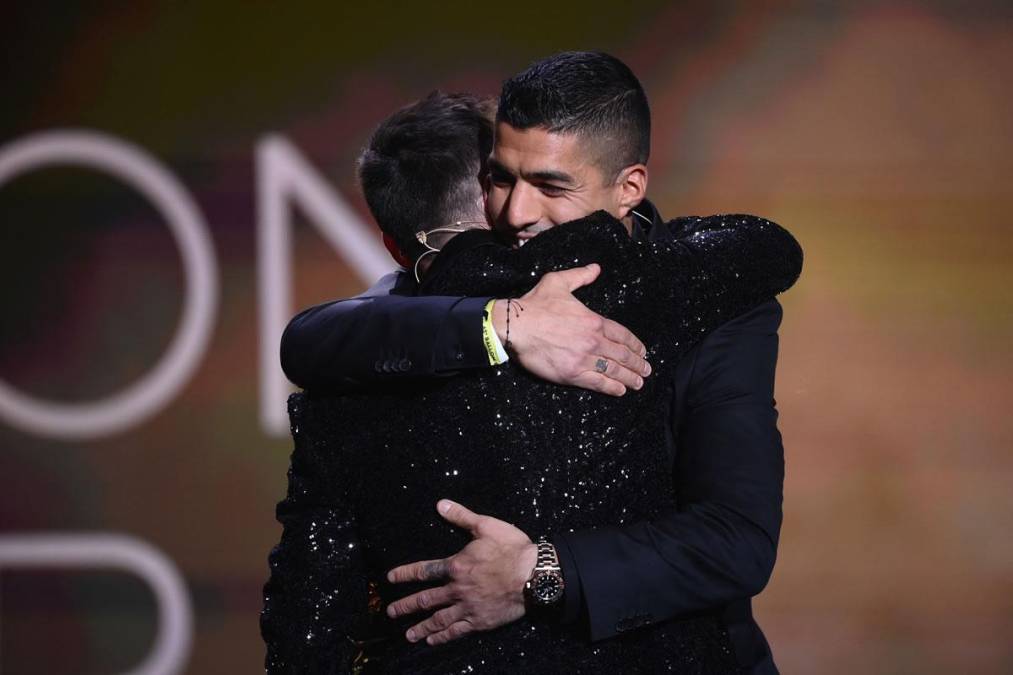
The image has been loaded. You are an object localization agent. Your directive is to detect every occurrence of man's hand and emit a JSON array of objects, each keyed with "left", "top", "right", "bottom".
[
  {"left": 385, "top": 499, "right": 538, "bottom": 646},
  {"left": 491, "top": 263, "right": 651, "bottom": 396}
]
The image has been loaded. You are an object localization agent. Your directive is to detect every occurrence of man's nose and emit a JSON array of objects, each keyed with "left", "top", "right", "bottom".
[{"left": 502, "top": 183, "right": 541, "bottom": 231}]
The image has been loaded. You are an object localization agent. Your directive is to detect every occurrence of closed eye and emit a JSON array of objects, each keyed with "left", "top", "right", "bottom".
[
  {"left": 538, "top": 183, "right": 567, "bottom": 197},
  {"left": 489, "top": 169, "right": 514, "bottom": 187},
  {"left": 487, "top": 160, "right": 515, "bottom": 187}
]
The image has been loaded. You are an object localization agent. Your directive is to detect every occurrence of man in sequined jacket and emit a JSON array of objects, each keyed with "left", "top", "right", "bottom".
[{"left": 277, "top": 52, "right": 792, "bottom": 674}]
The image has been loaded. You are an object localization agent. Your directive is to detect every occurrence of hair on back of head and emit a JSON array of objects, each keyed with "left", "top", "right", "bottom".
[
  {"left": 497, "top": 51, "right": 650, "bottom": 182},
  {"left": 357, "top": 91, "right": 495, "bottom": 261}
]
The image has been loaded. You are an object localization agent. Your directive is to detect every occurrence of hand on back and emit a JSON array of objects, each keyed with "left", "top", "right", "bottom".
[{"left": 492, "top": 263, "right": 651, "bottom": 396}]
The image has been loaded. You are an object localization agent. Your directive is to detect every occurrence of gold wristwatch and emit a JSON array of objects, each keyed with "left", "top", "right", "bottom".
[{"left": 523, "top": 536, "right": 565, "bottom": 608}]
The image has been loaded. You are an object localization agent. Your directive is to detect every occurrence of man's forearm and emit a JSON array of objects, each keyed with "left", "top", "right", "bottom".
[
  {"left": 280, "top": 265, "right": 649, "bottom": 396},
  {"left": 280, "top": 293, "right": 492, "bottom": 390},
  {"left": 553, "top": 485, "right": 779, "bottom": 641}
]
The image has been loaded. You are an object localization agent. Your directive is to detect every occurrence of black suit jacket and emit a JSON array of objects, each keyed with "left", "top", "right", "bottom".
[{"left": 279, "top": 202, "right": 793, "bottom": 674}]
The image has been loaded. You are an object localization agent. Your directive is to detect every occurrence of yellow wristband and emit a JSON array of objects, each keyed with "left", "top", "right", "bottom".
[{"left": 482, "top": 299, "right": 509, "bottom": 365}]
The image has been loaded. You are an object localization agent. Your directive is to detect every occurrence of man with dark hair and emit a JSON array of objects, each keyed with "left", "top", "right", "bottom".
[
  {"left": 280, "top": 51, "right": 791, "bottom": 673},
  {"left": 358, "top": 91, "right": 495, "bottom": 279},
  {"left": 497, "top": 50, "right": 650, "bottom": 183}
]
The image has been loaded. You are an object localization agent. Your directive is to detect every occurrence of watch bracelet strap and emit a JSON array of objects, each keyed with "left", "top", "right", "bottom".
[{"left": 534, "top": 535, "right": 560, "bottom": 570}]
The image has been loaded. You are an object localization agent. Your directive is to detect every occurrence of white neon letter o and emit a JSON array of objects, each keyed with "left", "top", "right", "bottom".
[{"left": 0, "top": 130, "right": 218, "bottom": 440}]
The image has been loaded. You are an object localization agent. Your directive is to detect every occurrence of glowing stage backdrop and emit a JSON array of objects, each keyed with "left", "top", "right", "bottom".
[{"left": 1, "top": 1, "right": 1011, "bottom": 673}]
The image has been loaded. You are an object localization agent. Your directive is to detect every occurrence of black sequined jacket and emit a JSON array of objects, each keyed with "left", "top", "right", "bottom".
[{"left": 261, "top": 211, "right": 803, "bottom": 674}]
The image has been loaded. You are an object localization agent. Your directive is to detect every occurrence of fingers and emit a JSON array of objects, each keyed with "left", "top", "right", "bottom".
[
  {"left": 601, "top": 318, "right": 648, "bottom": 362},
  {"left": 405, "top": 605, "right": 466, "bottom": 643},
  {"left": 596, "top": 339, "right": 650, "bottom": 381},
  {"left": 592, "top": 354, "right": 645, "bottom": 392},
  {"left": 508, "top": 262, "right": 654, "bottom": 396},
  {"left": 436, "top": 499, "right": 483, "bottom": 535},
  {"left": 386, "top": 584, "right": 455, "bottom": 619},
  {"left": 387, "top": 557, "right": 450, "bottom": 584},
  {"left": 571, "top": 371, "right": 626, "bottom": 397},
  {"left": 544, "top": 263, "right": 601, "bottom": 292},
  {"left": 426, "top": 620, "right": 475, "bottom": 646}
]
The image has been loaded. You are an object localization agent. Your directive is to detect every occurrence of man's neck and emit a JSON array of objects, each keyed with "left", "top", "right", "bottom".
[{"left": 621, "top": 212, "right": 635, "bottom": 237}]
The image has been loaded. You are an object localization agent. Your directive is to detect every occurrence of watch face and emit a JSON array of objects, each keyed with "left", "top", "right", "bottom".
[{"left": 532, "top": 572, "right": 564, "bottom": 604}]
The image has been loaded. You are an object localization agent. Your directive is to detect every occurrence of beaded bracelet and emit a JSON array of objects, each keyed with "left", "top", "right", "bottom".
[
  {"left": 505, "top": 298, "right": 524, "bottom": 352},
  {"left": 505, "top": 299, "right": 513, "bottom": 352}
]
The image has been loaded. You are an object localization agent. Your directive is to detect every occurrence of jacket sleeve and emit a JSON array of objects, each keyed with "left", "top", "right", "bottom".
[
  {"left": 653, "top": 214, "right": 803, "bottom": 304},
  {"left": 553, "top": 299, "right": 785, "bottom": 642},
  {"left": 279, "top": 272, "right": 493, "bottom": 390},
  {"left": 261, "top": 504, "right": 368, "bottom": 673},
  {"left": 261, "top": 394, "right": 370, "bottom": 672}
]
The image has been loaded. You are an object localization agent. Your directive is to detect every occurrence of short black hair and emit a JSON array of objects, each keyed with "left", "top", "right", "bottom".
[
  {"left": 358, "top": 91, "right": 495, "bottom": 261},
  {"left": 497, "top": 51, "right": 650, "bottom": 181}
]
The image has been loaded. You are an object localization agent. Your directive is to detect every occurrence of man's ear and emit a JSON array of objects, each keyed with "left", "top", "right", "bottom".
[{"left": 615, "top": 164, "right": 648, "bottom": 219}]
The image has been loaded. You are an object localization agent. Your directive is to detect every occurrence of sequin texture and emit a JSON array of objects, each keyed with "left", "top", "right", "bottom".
[{"left": 261, "top": 211, "right": 802, "bottom": 673}]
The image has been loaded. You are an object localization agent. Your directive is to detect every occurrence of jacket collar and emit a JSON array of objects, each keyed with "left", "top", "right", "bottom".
[{"left": 629, "top": 198, "right": 665, "bottom": 242}]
